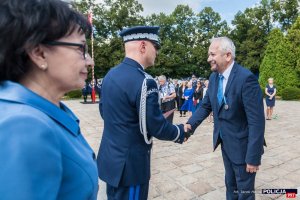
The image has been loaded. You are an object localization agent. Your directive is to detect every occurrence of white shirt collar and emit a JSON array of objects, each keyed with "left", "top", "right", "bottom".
[{"left": 221, "top": 61, "right": 234, "bottom": 80}]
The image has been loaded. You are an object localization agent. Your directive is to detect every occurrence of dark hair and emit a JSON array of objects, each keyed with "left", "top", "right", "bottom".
[{"left": 0, "top": 0, "right": 91, "bottom": 81}]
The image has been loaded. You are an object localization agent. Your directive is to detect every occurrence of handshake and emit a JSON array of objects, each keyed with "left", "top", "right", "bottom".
[
  {"left": 183, "top": 123, "right": 193, "bottom": 142},
  {"left": 164, "top": 110, "right": 193, "bottom": 142}
]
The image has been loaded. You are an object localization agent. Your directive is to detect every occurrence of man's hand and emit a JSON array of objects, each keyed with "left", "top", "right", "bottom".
[
  {"left": 184, "top": 124, "right": 192, "bottom": 142},
  {"left": 184, "top": 131, "right": 191, "bottom": 142},
  {"left": 184, "top": 124, "right": 192, "bottom": 132},
  {"left": 246, "top": 164, "right": 259, "bottom": 173}
]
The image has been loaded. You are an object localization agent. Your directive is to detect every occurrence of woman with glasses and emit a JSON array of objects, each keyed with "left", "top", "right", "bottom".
[{"left": 0, "top": 0, "right": 98, "bottom": 199}]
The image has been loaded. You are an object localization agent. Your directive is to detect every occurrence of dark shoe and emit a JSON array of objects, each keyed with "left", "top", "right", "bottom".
[{"left": 180, "top": 115, "right": 182, "bottom": 117}]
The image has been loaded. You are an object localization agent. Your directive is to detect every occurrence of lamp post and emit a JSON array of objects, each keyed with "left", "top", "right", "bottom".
[{"left": 87, "top": 9, "right": 96, "bottom": 103}]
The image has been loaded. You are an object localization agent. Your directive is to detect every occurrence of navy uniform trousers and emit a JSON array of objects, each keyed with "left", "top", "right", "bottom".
[
  {"left": 106, "top": 183, "right": 149, "bottom": 200},
  {"left": 221, "top": 145, "right": 256, "bottom": 200}
]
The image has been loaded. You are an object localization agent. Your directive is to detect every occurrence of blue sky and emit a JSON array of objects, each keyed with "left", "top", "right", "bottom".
[
  {"left": 94, "top": 0, "right": 261, "bottom": 24},
  {"left": 138, "top": 0, "right": 260, "bottom": 24},
  {"left": 198, "top": 0, "right": 260, "bottom": 23}
]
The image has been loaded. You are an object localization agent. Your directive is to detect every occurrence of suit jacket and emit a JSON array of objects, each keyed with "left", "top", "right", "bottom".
[
  {"left": 97, "top": 57, "right": 185, "bottom": 187},
  {"left": 0, "top": 81, "right": 98, "bottom": 200},
  {"left": 178, "top": 85, "right": 185, "bottom": 99},
  {"left": 187, "top": 63, "right": 265, "bottom": 165},
  {"left": 175, "top": 84, "right": 179, "bottom": 97}
]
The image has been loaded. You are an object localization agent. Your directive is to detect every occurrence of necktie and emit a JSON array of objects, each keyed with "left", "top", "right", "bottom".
[
  {"left": 218, "top": 74, "right": 224, "bottom": 139},
  {"left": 217, "top": 74, "right": 224, "bottom": 105}
]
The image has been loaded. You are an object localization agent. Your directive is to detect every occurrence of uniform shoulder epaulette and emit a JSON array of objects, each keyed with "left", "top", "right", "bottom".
[
  {"left": 137, "top": 68, "right": 153, "bottom": 80},
  {"left": 143, "top": 72, "right": 153, "bottom": 80}
]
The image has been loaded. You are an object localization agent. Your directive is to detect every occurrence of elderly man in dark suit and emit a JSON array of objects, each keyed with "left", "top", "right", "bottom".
[
  {"left": 97, "top": 26, "right": 190, "bottom": 200},
  {"left": 185, "top": 37, "right": 265, "bottom": 200}
]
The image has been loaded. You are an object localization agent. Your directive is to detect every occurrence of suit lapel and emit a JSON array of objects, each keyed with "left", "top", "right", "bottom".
[
  {"left": 224, "top": 63, "right": 238, "bottom": 97},
  {"left": 217, "top": 63, "right": 238, "bottom": 113}
]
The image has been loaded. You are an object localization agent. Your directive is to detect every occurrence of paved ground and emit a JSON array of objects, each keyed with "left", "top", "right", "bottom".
[{"left": 63, "top": 99, "right": 300, "bottom": 200}]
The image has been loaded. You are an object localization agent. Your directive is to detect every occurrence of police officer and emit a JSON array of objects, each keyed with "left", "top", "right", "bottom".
[
  {"left": 95, "top": 79, "right": 102, "bottom": 99},
  {"left": 97, "top": 26, "right": 190, "bottom": 200},
  {"left": 82, "top": 81, "right": 89, "bottom": 102},
  {"left": 158, "top": 75, "right": 176, "bottom": 123}
]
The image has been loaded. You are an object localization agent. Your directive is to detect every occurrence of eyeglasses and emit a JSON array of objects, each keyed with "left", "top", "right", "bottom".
[{"left": 43, "top": 41, "right": 88, "bottom": 59}]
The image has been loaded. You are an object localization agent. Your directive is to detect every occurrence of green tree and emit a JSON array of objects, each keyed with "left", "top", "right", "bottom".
[
  {"left": 286, "top": 17, "right": 300, "bottom": 84},
  {"left": 259, "top": 29, "right": 299, "bottom": 94},
  {"left": 146, "top": 5, "right": 199, "bottom": 78},
  {"left": 73, "top": 0, "right": 298, "bottom": 82},
  {"left": 100, "top": 0, "right": 144, "bottom": 36},
  {"left": 145, "top": 6, "right": 229, "bottom": 79},
  {"left": 196, "top": 7, "right": 229, "bottom": 40},
  {"left": 271, "top": 0, "right": 299, "bottom": 31},
  {"left": 192, "top": 7, "right": 230, "bottom": 78},
  {"left": 75, "top": 0, "right": 145, "bottom": 78},
  {"left": 231, "top": 0, "right": 274, "bottom": 74}
]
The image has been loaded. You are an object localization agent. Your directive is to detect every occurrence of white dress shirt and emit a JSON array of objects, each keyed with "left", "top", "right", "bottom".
[{"left": 220, "top": 61, "right": 234, "bottom": 94}]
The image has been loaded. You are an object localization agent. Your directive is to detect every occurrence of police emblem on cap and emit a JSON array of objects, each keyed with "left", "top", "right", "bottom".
[{"left": 119, "top": 26, "right": 160, "bottom": 47}]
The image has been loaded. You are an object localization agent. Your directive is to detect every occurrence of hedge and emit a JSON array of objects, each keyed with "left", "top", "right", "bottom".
[
  {"left": 65, "top": 89, "right": 82, "bottom": 99},
  {"left": 281, "top": 87, "right": 300, "bottom": 100}
]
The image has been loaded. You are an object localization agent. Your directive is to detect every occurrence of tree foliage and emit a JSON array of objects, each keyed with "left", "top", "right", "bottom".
[
  {"left": 143, "top": 5, "right": 228, "bottom": 78},
  {"left": 271, "top": 0, "right": 299, "bottom": 31},
  {"left": 73, "top": 0, "right": 299, "bottom": 89},
  {"left": 287, "top": 17, "right": 300, "bottom": 79},
  {"left": 231, "top": 0, "right": 274, "bottom": 74},
  {"left": 259, "top": 28, "right": 300, "bottom": 94}
]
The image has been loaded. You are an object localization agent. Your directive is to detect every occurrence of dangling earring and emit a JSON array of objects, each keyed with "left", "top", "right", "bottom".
[{"left": 40, "top": 63, "right": 48, "bottom": 70}]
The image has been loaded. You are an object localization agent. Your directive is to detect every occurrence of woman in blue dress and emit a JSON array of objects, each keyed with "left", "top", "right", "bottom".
[
  {"left": 180, "top": 81, "right": 194, "bottom": 117},
  {"left": 265, "top": 78, "right": 277, "bottom": 120}
]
